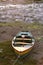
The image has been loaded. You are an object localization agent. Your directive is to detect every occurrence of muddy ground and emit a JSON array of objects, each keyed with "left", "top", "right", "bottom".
[{"left": 0, "top": 22, "right": 43, "bottom": 65}]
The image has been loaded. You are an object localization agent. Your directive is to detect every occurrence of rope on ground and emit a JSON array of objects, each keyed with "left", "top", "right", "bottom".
[{"left": 13, "top": 55, "right": 20, "bottom": 65}]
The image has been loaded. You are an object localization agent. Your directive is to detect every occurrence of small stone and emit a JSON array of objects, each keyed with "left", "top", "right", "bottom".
[{"left": 0, "top": 49, "right": 3, "bottom": 53}]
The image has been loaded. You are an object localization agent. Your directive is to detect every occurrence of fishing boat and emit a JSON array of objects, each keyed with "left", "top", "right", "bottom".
[{"left": 12, "top": 31, "right": 35, "bottom": 56}]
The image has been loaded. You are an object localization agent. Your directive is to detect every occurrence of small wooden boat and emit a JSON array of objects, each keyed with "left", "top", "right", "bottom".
[{"left": 12, "top": 31, "right": 35, "bottom": 56}]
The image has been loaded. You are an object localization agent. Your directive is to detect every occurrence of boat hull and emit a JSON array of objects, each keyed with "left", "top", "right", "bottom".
[{"left": 12, "top": 46, "right": 33, "bottom": 56}]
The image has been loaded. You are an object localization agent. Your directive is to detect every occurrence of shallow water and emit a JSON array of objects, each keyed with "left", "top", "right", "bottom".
[{"left": 0, "top": 3, "right": 43, "bottom": 23}]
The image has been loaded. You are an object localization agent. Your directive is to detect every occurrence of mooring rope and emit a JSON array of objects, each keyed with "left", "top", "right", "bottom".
[{"left": 13, "top": 55, "right": 20, "bottom": 65}]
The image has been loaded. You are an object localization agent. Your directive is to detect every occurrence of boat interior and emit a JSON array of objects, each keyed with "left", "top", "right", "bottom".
[{"left": 13, "top": 35, "right": 33, "bottom": 47}]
